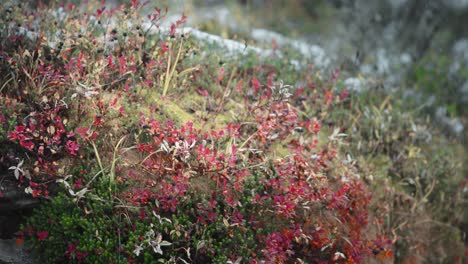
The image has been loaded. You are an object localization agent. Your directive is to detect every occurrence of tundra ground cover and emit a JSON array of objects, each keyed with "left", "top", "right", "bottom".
[
  {"left": 188, "top": 1, "right": 467, "bottom": 262},
  {"left": 0, "top": 1, "right": 465, "bottom": 263}
]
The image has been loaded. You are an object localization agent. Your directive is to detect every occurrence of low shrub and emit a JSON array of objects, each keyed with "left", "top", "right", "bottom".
[{"left": 2, "top": 1, "right": 395, "bottom": 263}]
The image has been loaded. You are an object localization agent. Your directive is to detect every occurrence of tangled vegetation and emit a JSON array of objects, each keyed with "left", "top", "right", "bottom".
[{"left": 0, "top": 1, "right": 465, "bottom": 263}]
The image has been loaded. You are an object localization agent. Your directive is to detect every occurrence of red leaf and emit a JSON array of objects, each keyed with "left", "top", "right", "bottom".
[
  {"left": 197, "top": 88, "right": 209, "bottom": 97},
  {"left": 96, "top": 7, "right": 106, "bottom": 17},
  {"left": 169, "top": 13, "right": 187, "bottom": 36},
  {"left": 217, "top": 67, "right": 225, "bottom": 83},
  {"left": 66, "top": 140, "right": 79, "bottom": 156},
  {"left": 251, "top": 77, "right": 261, "bottom": 92},
  {"left": 36, "top": 231, "right": 48, "bottom": 241},
  {"left": 75, "top": 127, "right": 89, "bottom": 139}
]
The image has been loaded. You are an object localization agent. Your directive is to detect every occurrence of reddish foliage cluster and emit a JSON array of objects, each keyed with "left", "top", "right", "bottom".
[
  {"left": 1, "top": 1, "right": 393, "bottom": 262},
  {"left": 7, "top": 103, "right": 77, "bottom": 183},
  {"left": 65, "top": 241, "right": 89, "bottom": 262},
  {"left": 8, "top": 105, "right": 77, "bottom": 156},
  {"left": 119, "top": 76, "right": 392, "bottom": 262}
]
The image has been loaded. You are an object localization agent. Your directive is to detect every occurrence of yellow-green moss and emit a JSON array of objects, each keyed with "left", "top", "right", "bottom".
[{"left": 162, "top": 100, "right": 198, "bottom": 127}]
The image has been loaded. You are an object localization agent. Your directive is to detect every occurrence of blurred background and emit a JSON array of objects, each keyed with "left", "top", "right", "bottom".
[{"left": 171, "top": 0, "right": 468, "bottom": 126}]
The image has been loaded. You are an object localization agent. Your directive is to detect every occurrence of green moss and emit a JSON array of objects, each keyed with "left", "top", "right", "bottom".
[
  {"left": 159, "top": 99, "right": 200, "bottom": 129},
  {"left": 366, "top": 155, "right": 392, "bottom": 180},
  {"left": 270, "top": 142, "right": 290, "bottom": 158}
]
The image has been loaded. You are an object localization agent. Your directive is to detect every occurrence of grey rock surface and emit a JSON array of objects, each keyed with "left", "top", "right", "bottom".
[
  {"left": 0, "top": 239, "right": 35, "bottom": 264},
  {"left": 444, "top": 0, "right": 468, "bottom": 9},
  {"left": 453, "top": 38, "right": 468, "bottom": 62}
]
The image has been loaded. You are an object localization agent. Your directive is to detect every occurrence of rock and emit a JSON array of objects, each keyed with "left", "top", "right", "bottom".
[
  {"left": 459, "top": 80, "right": 468, "bottom": 103},
  {"left": 344, "top": 77, "right": 364, "bottom": 93},
  {"left": 0, "top": 175, "right": 42, "bottom": 264},
  {"left": 399, "top": 53, "right": 412, "bottom": 65},
  {"left": 435, "top": 107, "right": 465, "bottom": 137},
  {"left": 139, "top": 22, "right": 331, "bottom": 71},
  {"left": 0, "top": 239, "right": 35, "bottom": 264},
  {"left": 250, "top": 28, "right": 331, "bottom": 69},
  {"left": 187, "top": 7, "right": 238, "bottom": 31},
  {"left": 360, "top": 64, "right": 373, "bottom": 75},
  {"left": 0, "top": 178, "right": 40, "bottom": 214},
  {"left": 386, "top": 0, "right": 409, "bottom": 9},
  {"left": 0, "top": 175, "right": 40, "bottom": 240},
  {"left": 452, "top": 38, "right": 468, "bottom": 62},
  {"left": 451, "top": 119, "right": 465, "bottom": 136},
  {"left": 141, "top": 21, "right": 272, "bottom": 58},
  {"left": 443, "top": 0, "right": 468, "bottom": 10},
  {"left": 160, "top": 7, "right": 333, "bottom": 70},
  {"left": 376, "top": 48, "right": 391, "bottom": 75}
]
